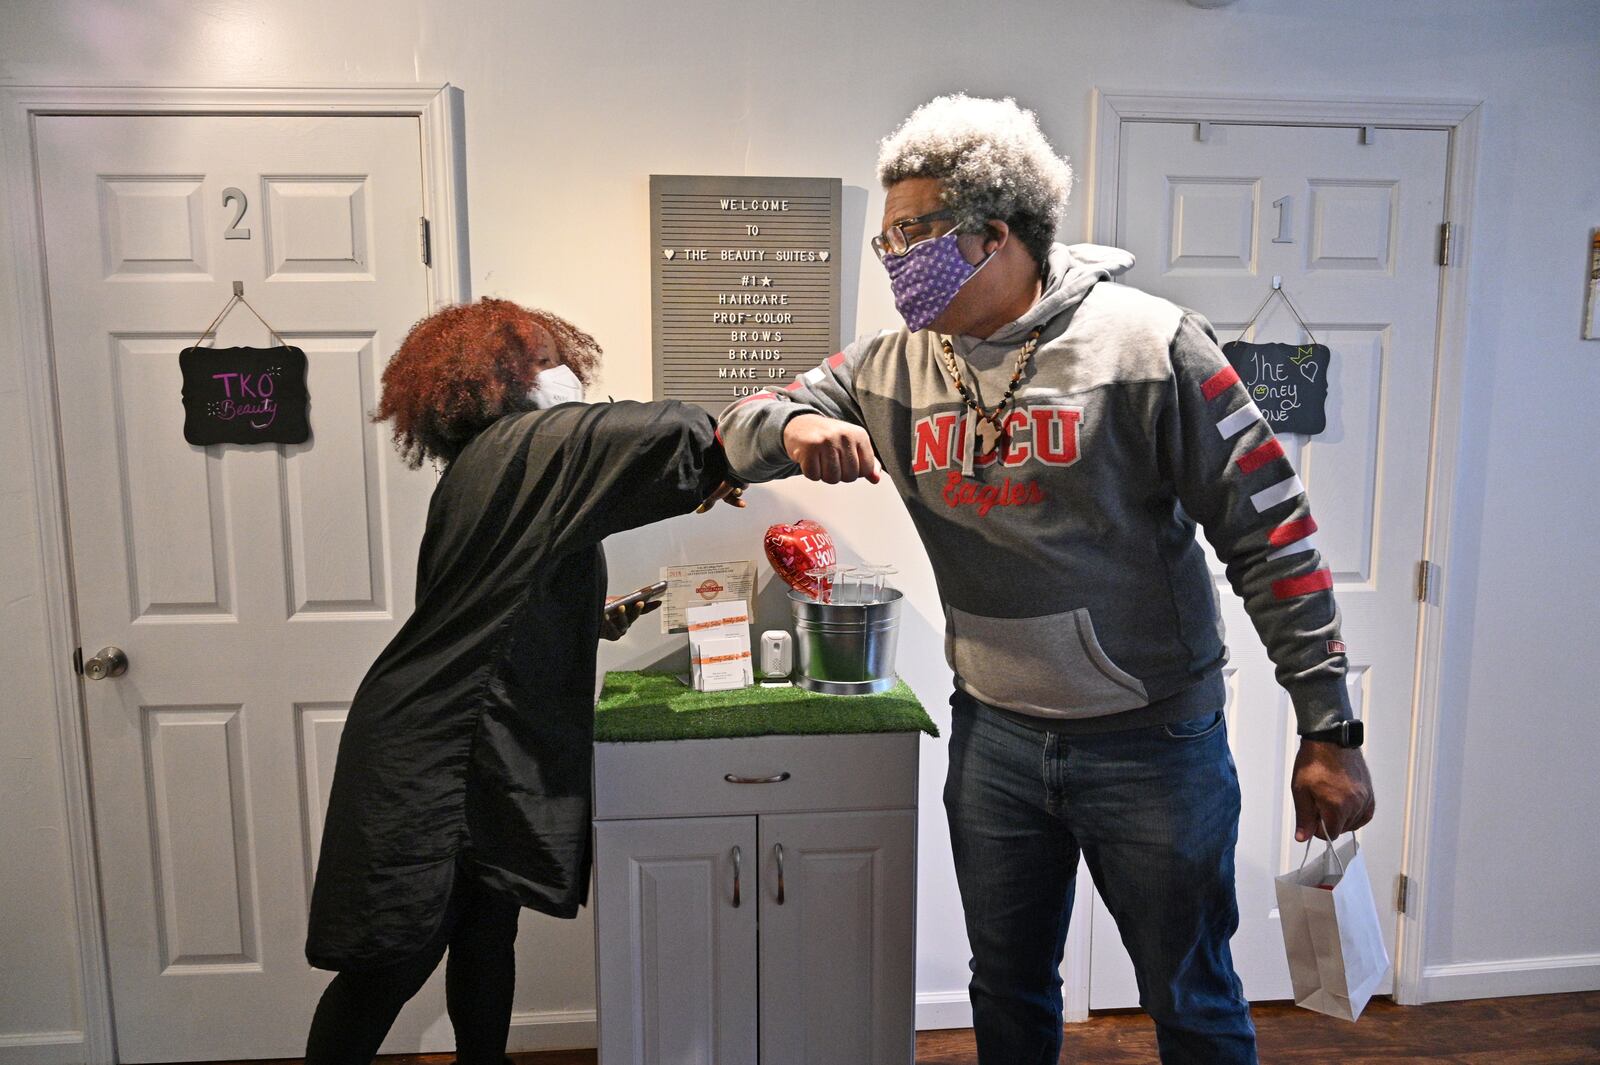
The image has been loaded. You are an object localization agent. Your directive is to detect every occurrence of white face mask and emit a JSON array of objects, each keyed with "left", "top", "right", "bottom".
[{"left": 527, "top": 363, "right": 585, "bottom": 409}]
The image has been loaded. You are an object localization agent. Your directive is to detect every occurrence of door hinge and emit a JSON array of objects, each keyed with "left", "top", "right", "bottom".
[
  {"left": 1438, "top": 222, "right": 1454, "bottom": 266},
  {"left": 1417, "top": 559, "right": 1440, "bottom": 604},
  {"left": 1397, "top": 873, "right": 1411, "bottom": 914},
  {"left": 72, "top": 647, "right": 84, "bottom": 676},
  {"left": 420, "top": 216, "right": 432, "bottom": 267}
]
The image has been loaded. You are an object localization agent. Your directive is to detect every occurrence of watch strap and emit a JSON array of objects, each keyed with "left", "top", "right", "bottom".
[{"left": 1302, "top": 719, "right": 1363, "bottom": 747}]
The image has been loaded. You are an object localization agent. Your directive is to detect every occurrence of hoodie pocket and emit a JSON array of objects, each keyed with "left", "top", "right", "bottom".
[{"left": 944, "top": 604, "right": 1148, "bottom": 718}]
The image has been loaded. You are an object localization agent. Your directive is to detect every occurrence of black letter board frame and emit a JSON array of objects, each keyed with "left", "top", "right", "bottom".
[{"left": 651, "top": 175, "right": 843, "bottom": 415}]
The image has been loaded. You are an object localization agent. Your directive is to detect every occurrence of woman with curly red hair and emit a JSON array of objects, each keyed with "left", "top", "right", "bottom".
[{"left": 302, "top": 298, "right": 739, "bottom": 1063}]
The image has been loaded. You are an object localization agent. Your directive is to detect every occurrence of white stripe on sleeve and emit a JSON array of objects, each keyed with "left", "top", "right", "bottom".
[
  {"left": 1216, "top": 403, "right": 1264, "bottom": 440},
  {"left": 1266, "top": 532, "right": 1318, "bottom": 561},
  {"left": 1251, "top": 475, "right": 1305, "bottom": 513}
]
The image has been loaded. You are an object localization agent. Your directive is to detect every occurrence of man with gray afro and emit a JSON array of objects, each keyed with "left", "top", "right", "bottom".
[
  {"left": 876, "top": 93, "right": 1071, "bottom": 274},
  {"left": 717, "top": 94, "right": 1371, "bottom": 1065}
]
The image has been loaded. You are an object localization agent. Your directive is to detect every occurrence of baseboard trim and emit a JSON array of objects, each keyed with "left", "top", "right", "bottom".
[
  {"left": 0, "top": 1031, "right": 86, "bottom": 1065},
  {"left": 505, "top": 1008, "right": 597, "bottom": 1052},
  {"left": 916, "top": 990, "right": 973, "bottom": 1031},
  {"left": 502, "top": 998, "right": 978, "bottom": 1051},
  {"left": 505, "top": 989, "right": 1055, "bottom": 1047},
  {"left": 1419, "top": 952, "right": 1600, "bottom": 1003}
]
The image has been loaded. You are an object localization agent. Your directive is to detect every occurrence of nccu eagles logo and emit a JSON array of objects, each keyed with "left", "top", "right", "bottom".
[{"left": 910, "top": 405, "right": 1084, "bottom": 473}]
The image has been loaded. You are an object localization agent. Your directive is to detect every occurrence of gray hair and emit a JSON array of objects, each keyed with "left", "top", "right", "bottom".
[{"left": 877, "top": 94, "right": 1072, "bottom": 268}]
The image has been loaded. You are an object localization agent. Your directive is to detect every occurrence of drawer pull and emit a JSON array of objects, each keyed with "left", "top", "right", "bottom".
[
  {"left": 724, "top": 771, "right": 791, "bottom": 785},
  {"left": 732, "top": 845, "right": 742, "bottom": 908},
  {"left": 775, "top": 843, "right": 786, "bottom": 906}
]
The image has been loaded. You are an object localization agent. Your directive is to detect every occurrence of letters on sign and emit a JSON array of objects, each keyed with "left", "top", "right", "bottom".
[
  {"left": 651, "top": 175, "right": 843, "bottom": 414},
  {"left": 179, "top": 345, "right": 311, "bottom": 445},
  {"left": 1221, "top": 341, "right": 1330, "bottom": 436}
]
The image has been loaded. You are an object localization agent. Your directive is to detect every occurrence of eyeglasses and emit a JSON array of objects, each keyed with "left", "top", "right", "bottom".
[{"left": 871, "top": 208, "right": 957, "bottom": 260}]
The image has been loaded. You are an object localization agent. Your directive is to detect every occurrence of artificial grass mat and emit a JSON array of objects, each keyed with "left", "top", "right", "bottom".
[{"left": 594, "top": 670, "right": 939, "bottom": 743}]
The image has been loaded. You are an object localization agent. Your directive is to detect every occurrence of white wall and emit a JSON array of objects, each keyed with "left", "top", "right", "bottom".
[
  {"left": 2, "top": 0, "right": 1597, "bottom": 1050},
  {"left": 0, "top": 117, "right": 89, "bottom": 1058}
]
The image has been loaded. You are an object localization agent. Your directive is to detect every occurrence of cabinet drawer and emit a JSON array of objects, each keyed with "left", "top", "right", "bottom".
[{"left": 594, "top": 731, "right": 919, "bottom": 820}]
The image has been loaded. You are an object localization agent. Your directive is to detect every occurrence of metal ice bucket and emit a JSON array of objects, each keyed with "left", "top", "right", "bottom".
[{"left": 787, "top": 587, "right": 903, "bottom": 696}]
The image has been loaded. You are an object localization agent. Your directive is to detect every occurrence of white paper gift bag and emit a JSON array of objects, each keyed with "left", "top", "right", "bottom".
[{"left": 1274, "top": 834, "right": 1391, "bottom": 1020}]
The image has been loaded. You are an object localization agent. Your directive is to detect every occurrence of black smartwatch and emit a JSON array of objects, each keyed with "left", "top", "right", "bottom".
[{"left": 1301, "top": 720, "right": 1364, "bottom": 748}]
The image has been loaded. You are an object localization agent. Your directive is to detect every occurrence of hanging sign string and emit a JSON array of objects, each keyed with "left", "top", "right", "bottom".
[
  {"left": 191, "top": 282, "right": 290, "bottom": 349},
  {"left": 1235, "top": 281, "right": 1318, "bottom": 346}
]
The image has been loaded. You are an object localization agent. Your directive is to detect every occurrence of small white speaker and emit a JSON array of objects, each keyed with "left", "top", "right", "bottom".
[{"left": 759, "top": 630, "right": 793, "bottom": 679}]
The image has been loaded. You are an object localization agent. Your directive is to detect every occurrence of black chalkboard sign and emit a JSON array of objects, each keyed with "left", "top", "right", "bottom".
[
  {"left": 1221, "top": 341, "right": 1330, "bottom": 436},
  {"left": 179, "top": 345, "right": 310, "bottom": 446}
]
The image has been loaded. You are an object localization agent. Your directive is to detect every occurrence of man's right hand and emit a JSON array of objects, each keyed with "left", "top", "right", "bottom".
[{"left": 783, "top": 415, "right": 881, "bottom": 484}]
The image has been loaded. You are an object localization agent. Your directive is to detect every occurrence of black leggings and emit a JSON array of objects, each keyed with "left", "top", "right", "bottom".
[{"left": 305, "top": 872, "right": 521, "bottom": 1065}]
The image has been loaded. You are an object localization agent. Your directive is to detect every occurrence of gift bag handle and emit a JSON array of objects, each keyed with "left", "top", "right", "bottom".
[{"left": 1297, "top": 816, "right": 1349, "bottom": 875}]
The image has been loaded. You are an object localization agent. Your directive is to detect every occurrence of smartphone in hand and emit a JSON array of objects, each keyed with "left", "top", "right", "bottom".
[{"left": 603, "top": 580, "right": 670, "bottom": 619}]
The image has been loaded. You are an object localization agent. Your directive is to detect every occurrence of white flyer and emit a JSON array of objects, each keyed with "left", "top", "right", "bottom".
[
  {"left": 660, "top": 560, "right": 757, "bottom": 634},
  {"left": 694, "top": 635, "right": 753, "bottom": 692},
  {"left": 685, "top": 599, "right": 753, "bottom": 692}
]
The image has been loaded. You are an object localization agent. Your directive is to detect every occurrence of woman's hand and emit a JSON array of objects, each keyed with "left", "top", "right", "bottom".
[
  {"left": 696, "top": 481, "right": 748, "bottom": 513},
  {"left": 600, "top": 597, "right": 661, "bottom": 641}
]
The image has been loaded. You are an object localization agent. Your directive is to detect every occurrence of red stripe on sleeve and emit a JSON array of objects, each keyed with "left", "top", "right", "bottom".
[
  {"left": 1236, "top": 438, "right": 1286, "bottom": 475},
  {"left": 731, "top": 392, "right": 777, "bottom": 409},
  {"left": 826, "top": 351, "right": 847, "bottom": 368},
  {"left": 1201, "top": 365, "right": 1241, "bottom": 401},
  {"left": 1268, "top": 515, "right": 1319, "bottom": 548},
  {"left": 783, "top": 379, "right": 804, "bottom": 391},
  {"left": 1272, "top": 569, "right": 1333, "bottom": 600}
]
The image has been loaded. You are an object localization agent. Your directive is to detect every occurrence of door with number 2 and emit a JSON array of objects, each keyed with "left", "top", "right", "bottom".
[{"left": 36, "top": 113, "right": 441, "bottom": 1061}]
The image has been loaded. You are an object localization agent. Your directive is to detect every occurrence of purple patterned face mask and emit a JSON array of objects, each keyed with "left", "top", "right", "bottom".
[{"left": 881, "top": 231, "right": 993, "bottom": 332}]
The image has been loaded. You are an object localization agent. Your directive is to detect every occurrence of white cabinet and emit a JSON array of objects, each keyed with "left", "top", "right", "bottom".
[
  {"left": 594, "top": 816, "right": 759, "bottom": 1065},
  {"left": 756, "top": 810, "right": 917, "bottom": 1065},
  {"left": 594, "top": 732, "right": 919, "bottom": 1065}
]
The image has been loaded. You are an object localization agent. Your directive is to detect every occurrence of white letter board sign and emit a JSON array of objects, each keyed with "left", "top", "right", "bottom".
[{"left": 651, "top": 175, "right": 843, "bottom": 415}]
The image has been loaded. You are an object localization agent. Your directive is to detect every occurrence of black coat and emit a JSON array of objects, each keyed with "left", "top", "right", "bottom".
[{"left": 306, "top": 400, "right": 726, "bottom": 971}]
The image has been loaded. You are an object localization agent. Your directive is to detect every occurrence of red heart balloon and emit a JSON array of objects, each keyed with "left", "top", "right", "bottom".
[{"left": 764, "top": 519, "right": 837, "bottom": 596}]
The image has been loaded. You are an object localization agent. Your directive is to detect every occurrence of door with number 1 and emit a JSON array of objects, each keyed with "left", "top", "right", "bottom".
[
  {"left": 1089, "top": 120, "right": 1448, "bottom": 1007},
  {"left": 35, "top": 113, "right": 440, "bottom": 1061}
]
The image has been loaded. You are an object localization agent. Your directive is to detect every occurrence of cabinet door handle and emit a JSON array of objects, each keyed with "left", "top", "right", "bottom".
[
  {"left": 731, "top": 846, "right": 742, "bottom": 908},
  {"left": 724, "top": 771, "right": 791, "bottom": 784},
  {"left": 775, "top": 843, "right": 786, "bottom": 906}
]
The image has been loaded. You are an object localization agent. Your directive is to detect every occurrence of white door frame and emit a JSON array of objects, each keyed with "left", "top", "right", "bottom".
[
  {"left": 0, "top": 84, "right": 470, "bottom": 1064},
  {"left": 1073, "top": 90, "right": 1482, "bottom": 1014}
]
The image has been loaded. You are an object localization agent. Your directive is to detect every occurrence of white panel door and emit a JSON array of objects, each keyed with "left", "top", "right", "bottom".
[
  {"left": 35, "top": 114, "right": 434, "bottom": 1061},
  {"left": 1089, "top": 122, "right": 1448, "bottom": 1007},
  {"left": 594, "top": 816, "right": 759, "bottom": 1065},
  {"left": 758, "top": 811, "right": 917, "bottom": 1065}
]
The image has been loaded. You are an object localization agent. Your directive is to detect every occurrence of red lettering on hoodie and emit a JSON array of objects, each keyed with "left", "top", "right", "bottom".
[
  {"left": 1001, "top": 409, "right": 1033, "bottom": 467},
  {"left": 910, "top": 404, "right": 1082, "bottom": 475},
  {"left": 1032, "top": 407, "right": 1083, "bottom": 466},
  {"left": 942, "top": 471, "right": 1047, "bottom": 517},
  {"left": 911, "top": 411, "right": 961, "bottom": 474}
]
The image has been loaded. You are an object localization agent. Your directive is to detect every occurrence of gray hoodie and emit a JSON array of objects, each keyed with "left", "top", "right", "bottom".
[{"left": 718, "top": 244, "right": 1351, "bottom": 734}]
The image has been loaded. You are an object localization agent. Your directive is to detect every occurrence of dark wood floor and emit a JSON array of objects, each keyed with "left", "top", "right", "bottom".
[{"left": 211, "top": 991, "right": 1600, "bottom": 1064}]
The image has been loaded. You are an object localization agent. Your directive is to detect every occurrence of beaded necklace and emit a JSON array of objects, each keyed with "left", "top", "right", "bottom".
[{"left": 937, "top": 326, "right": 1043, "bottom": 463}]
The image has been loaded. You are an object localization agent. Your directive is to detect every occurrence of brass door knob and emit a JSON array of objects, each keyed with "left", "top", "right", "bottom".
[{"left": 84, "top": 647, "right": 129, "bottom": 681}]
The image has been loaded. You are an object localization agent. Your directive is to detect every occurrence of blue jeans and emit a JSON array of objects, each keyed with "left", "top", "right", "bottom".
[{"left": 944, "top": 690, "right": 1257, "bottom": 1065}]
